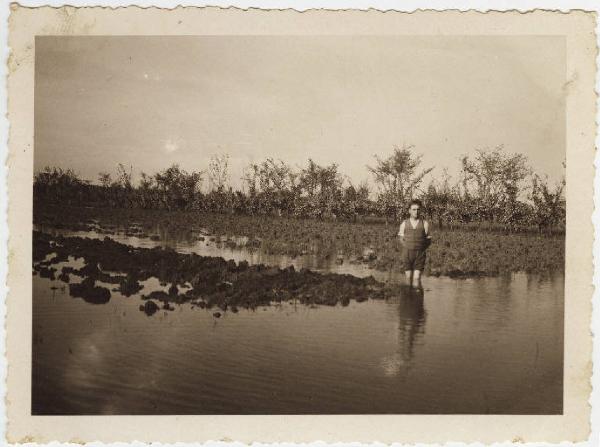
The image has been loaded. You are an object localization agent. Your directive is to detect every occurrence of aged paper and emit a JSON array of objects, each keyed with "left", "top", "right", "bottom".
[{"left": 6, "top": 5, "right": 596, "bottom": 444}]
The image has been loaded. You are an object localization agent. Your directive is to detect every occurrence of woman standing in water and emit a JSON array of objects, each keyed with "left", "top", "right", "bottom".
[{"left": 397, "top": 199, "right": 432, "bottom": 289}]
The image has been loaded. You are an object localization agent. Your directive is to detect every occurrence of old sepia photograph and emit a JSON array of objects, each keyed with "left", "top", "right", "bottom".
[
  {"left": 30, "top": 34, "right": 568, "bottom": 416},
  {"left": 5, "top": 4, "right": 597, "bottom": 443},
  {"left": 6, "top": 4, "right": 597, "bottom": 444}
]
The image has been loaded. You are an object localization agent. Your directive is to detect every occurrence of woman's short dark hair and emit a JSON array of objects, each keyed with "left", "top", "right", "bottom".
[{"left": 408, "top": 199, "right": 423, "bottom": 209}]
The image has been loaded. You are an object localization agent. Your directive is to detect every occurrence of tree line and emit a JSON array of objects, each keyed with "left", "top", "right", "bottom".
[{"left": 34, "top": 145, "right": 565, "bottom": 234}]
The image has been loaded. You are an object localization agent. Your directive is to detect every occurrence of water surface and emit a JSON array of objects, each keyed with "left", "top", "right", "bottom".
[{"left": 32, "top": 225, "right": 563, "bottom": 414}]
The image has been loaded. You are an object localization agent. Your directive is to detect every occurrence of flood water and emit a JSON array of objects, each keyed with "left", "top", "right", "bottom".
[{"left": 32, "top": 225, "right": 563, "bottom": 414}]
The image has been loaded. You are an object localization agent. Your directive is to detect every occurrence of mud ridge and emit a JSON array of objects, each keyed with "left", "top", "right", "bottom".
[{"left": 33, "top": 231, "right": 403, "bottom": 311}]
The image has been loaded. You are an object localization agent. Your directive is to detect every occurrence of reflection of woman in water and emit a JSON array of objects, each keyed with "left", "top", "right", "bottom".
[
  {"left": 381, "top": 287, "right": 427, "bottom": 377},
  {"left": 397, "top": 288, "right": 426, "bottom": 365}
]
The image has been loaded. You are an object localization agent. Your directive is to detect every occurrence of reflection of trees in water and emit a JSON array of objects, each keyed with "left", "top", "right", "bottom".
[
  {"left": 525, "top": 272, "right": 564, "bottom": 295},
  {"left": 381, "top": 287, "right": 427, "bottom": 377}
]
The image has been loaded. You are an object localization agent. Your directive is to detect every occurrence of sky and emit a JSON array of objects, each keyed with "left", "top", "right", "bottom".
[{"left": 34, "top": 35, "right": 566, "bottom": 190}]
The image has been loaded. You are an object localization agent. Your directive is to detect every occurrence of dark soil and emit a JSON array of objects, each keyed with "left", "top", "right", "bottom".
[
  {"left": 33, "top": 231, "right": 402, "bottom": 312},
  {"left": 68, "top": 277, "right": 111, "bottom": 304}
]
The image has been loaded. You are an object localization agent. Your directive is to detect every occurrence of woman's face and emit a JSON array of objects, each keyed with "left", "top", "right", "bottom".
[{"left": 409, "top": 204, "right": 420, "bottom": 219}]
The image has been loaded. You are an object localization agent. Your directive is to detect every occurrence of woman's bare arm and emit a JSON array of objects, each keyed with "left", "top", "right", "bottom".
[
  {"left": 424, "top": 220, "right": 432, "bottom": 246},
  {"left": 397, "top": 221, "right": 405, "bottom": 243}
]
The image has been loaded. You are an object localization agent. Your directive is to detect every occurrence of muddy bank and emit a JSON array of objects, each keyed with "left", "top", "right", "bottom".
[
  {"left": 33, "top": 231, "right": 404, "bottom": 312},
  {"left": 34, "top": 204, "right": 565, "bottom": 277}
]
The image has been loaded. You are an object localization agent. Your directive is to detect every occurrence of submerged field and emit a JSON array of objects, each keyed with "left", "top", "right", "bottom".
[
  {"left": 34, "top": 204, "right": 564, "bottom": 277},
  {"left": 32, "top": 205, "right": 564, "bottom": 414},
  {"left": 33, "top": 230, "right": 397, "bottom": 312}
]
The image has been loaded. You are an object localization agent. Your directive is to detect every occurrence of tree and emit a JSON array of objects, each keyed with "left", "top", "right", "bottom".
[
  {"left": 115, "top": 163, "right": 133, "bottom": 189},
  {"left": 423, "top": 169, "right": 462, "bottom": 229},
  {"left": 137, "top": 172, "right": 156, "bottom": 209},
  {"left": 208, "top": 154, "right": 230, "bottom": 192},
  {"left": 298, "top": 159, "right": 344, "bottom": 219},
  {"left": 460, "top": 145, "right": 530, "bottom": 224},
  {"left": 34, "top": 167, "right": 89, "bottom": 206},
  {"left": 529, "top": 174, "right": 565, "bottom": 234},
  {"left": 98, "top": 172, "right": 112, "bottom": 188},
  {"left": 367, "top": 144, "right": 433, "bottom": 220},
  {"left": 243, "top": 158, "right": 298, "bottom": 215},
  {"left": 341, "top": 181, "right": 371, "bottom": 220},
  {"left": 154, "top": 164, "right": 203, "bottom": 210}
]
